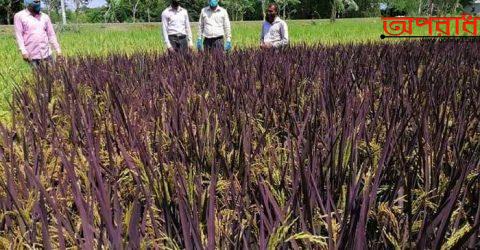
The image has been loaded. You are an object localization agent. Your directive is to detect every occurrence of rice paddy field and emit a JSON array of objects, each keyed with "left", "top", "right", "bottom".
[
  {"left": 1, "top": 18, "right": 479, "bottom": 249},
  {"left": 0, "top": 18, "right": 383, "bottom": 120}
]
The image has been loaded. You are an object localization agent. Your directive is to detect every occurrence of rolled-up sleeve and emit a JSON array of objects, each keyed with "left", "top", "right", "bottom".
[
  {"left": 185, "top": 10, "right": 193, "bottom": 46},
  {"left": 45, "top": 16, "right": 61, "bottom": 53},
  {"left": 14, "top": 13, "right": 28, "bottom": 55},
  {"left": 223, "top": 10, "right": 231, "bottom": 42},
  {"left": 161, "top": 11, "right": 172, "bottom": 48}
]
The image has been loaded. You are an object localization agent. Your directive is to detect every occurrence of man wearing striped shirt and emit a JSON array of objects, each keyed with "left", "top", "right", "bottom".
[
  {"left": 260, "top": 3, "right": 289, "bottom": 49},
  {"left": 197, "top": 0, "right": 232, "bottom": 51},
  {"left": 14, "top": 0, "right": 62, "bottom": 67},
  {"left": 161, "top": 0, "right": 193, "bottom": 52}
]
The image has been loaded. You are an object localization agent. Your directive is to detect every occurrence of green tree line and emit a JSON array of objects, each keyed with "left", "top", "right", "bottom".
[{"left": 0, "top": 0, "right": 476, "bottom": 24}]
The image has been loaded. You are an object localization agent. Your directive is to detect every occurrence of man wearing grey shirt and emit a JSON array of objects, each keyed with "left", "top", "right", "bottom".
[
  {"left": 261, "top": 3, "right": 289, "bottom": 49},
  {"left": 161, "top": 0, "right": 193, "bottom": 52},
  {"left": 197, "top": 0, "right": 232, "bottom": 51}
]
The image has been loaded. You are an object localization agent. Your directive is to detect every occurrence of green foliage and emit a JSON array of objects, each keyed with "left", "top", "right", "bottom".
[
  {"left": 385, "top": 0, "right": 473, "bottom": 15},
  {"left": 0, "top": 0, "right": 22, "bottom": 24},
  {"left": 354, "top": 0, "right": 381, "bottom": 17},
  {"left": 274, "top": 0, "right": 301, "bottom": 18},
  {"left": 49, "top": 9, "right": 76, "bottom": 23},
  {"left": 428, "top": 0, "right": 466, "bottom": 15},
  {"left": 0, "top": 0, "right": 374, "bottom": 24},
  {"left": 222, "top": 0, "right": 256, "bottom": 21},
  {"left": 383, "top": 0, "right": 419, "bottom": 15},
  {"left": 81, "top": 7, "right": 109, "bottom": 23}
]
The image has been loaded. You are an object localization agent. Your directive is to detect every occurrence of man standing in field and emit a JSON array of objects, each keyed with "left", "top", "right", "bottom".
[
  {"left": 161, "top": 0, "right": 193, "bottom": 52},
  {"left": 260, "top": 3, "right": 289, "bottom": 49},
  {"left": 197, "top": 0, "right": 232, "bottom": 51},
  {"left": 14, "top": 0, "right": 62, "bottom": 67}
]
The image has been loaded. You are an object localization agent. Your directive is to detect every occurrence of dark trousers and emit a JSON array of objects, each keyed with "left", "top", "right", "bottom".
[
  {"left": 204, "top": 36, "right": 224, "bottom": 51},
  {"left": 30, "top": 56, "right": 53, "bottom": 69},
  {"left": 168, "top": 34, "right": 188, "bottom": 51}
]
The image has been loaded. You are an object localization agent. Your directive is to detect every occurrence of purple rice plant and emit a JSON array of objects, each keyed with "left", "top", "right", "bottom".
[{"left": 0, "top": 40, "right": 479, "bottom": 249}]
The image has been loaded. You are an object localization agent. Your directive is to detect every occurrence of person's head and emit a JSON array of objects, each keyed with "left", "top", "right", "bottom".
[
  {"left": 266, "top": 3, "right": 278, "bottom": 23},
  {"left": 171, "top": 0, "right": 180, "bottom": 9},
  {"left": 25, "top": 0, "right": 41, "bottom": 14},
  {"left": 209, "top": 0, "right": 218, "bottom": 9}
]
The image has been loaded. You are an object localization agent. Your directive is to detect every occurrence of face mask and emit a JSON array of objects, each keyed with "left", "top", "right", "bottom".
[
  {"left": 32, "top": 2, "right": 41, "bottom": 13},
  {"left": 209, "top": 0, "right": 218, "bottom": 8},
  {"left": 172, "top": 0, "right": 180, "bottom": 8}
]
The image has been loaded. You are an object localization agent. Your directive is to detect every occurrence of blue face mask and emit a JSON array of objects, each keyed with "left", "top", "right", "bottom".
[
  {"left": 209, "top": 0, "right": 218, "bottom": 8},
  {"left": 32, "top": 2, "right": 41, "bottom": 13}
]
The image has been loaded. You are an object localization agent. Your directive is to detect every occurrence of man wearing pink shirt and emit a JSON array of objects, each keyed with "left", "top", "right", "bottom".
[{"left": 14, "top": 0, "right": 62, "bottom": 67}]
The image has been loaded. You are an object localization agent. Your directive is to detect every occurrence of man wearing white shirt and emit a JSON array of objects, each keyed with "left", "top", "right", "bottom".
[
  {"left": 197, "top": 0, "right": 232, "bottom": 51},
  {"left": 161, "top": 0, "right": 193, "bottom": 52},
  {"left": 260, "top": 3, "right": 289, "bottom": 49}
]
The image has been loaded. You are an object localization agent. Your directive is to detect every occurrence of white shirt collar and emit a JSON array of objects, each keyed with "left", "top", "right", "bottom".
[
  {"left": 24, "top": 9, "right": 42, "bottom": 17},
  {"left": 169, "top": 6, "right": 183, "bottom": 12},
  {"left": 271, "top": 17, "right": 282, "bottom": 24},
  {"left": 207, "top": 6, "right": 222, "bottom": 12}
]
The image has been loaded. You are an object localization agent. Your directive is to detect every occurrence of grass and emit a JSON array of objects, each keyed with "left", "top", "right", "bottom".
[{"left": 0, "top": 18, "right": 384, "bottom": 120}]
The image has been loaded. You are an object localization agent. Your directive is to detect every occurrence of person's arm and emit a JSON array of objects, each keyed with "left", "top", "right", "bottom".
[
  {"left": 45, "top": 15, "right": 62, "bottom": 54},
  {"left": 223, "top": 9, "right": 231, "bottom": 42},
  {"left": 13, "top": 13, "right": 28, "bottom": 58},
  {"left": 185, "top": 10, "right": 193, "bottom": 47},
  {"left": 161, "top": 11, "right": 172, "bottom": 49},
  {"left": 272, "top": 22, "right": 289, "bottom": 48},
  {"left": 198, "top": 9, "right": 204, "bottom": 39}
]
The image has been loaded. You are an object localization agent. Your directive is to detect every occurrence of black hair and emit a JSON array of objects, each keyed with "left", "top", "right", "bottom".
[{"left": 267, "top": 3, "right": 278, "bottom": 12}]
